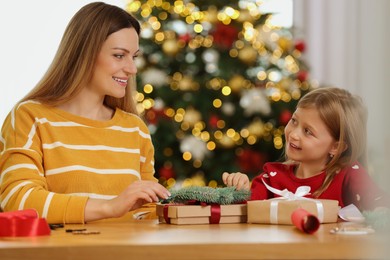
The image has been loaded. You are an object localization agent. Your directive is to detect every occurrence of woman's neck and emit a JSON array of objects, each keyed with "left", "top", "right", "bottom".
[{"left": 56, "top": 93, "right": 114, "bottom": 121}]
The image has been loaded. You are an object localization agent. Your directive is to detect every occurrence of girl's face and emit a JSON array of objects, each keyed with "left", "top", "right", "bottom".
[
  {"left": 87, "top": 27, "right": 139, "bottom": 99},
  {"left": 284, "top": 107, "right": 338, "bottom": 167}
]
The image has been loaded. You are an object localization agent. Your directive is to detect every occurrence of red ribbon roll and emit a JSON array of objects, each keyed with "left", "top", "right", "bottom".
[
  {"left": 291, "top": 208, "right": 320, "bottom": 234},
  {"left": 0, "top": 209, "right": 51, "bottom": 237}
]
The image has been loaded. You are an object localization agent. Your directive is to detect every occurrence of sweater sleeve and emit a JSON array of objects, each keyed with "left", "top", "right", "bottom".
[
  {"left": 137, "top": 117, "right": 157, "bottom": 182},
  {"left": 342, "top": 162, "right": 390, "bottom": 211},
  {"left": 250, "top": 163, "right": 275, "bottom": 200},
  {"left": 127, "top": 114, "right": 158, "bottom": 218},
  {"left": 0, "top": 104, "right": 88, "bottom": 224}
]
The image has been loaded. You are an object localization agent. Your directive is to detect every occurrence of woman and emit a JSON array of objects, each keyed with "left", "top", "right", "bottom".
[{"left": 0, "top": 2, "right": 170, "bottom": 224}]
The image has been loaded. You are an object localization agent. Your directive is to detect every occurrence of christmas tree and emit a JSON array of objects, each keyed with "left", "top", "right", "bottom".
[{"left": 127, "top": 0, "right": 313, "bottom": 188}]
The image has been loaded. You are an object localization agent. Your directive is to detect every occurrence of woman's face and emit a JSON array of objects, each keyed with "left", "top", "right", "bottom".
[{"left": 88, "top": 27, "right": 139, "bottom": 99}]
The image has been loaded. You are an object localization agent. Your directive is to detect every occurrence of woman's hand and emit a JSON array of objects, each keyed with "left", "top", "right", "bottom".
[
  {"left": 85, "top": 180, "right": 170, "bottom": 222},
  {"left": 222, "top": 172, "right": 250, "bottom": 190}
]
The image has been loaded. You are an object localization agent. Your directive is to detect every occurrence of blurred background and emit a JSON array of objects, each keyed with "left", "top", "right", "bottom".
[{"left": 0, "top": 0, "right": 388, "bottom": 189}]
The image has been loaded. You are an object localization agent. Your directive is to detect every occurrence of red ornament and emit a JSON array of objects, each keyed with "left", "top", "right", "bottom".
[
  {"left": 145, "top": 108, "right": 167, "bottom": 125},
  {"left": 211, "top": 23, "right": 238, "bottom": 49},
  {"left": 279, "top": 110, "right": 292, "bottom": 126},
  {"left": 295, "top": 40, "right": 306, "bottom": 52},
  {"left": 179, "top": 33, "right": 191, "bottom": 43},
  {"left": 158, "top": 165, "right": 175, "bottom": 180},
  {"left": 237, "top": 149, "right": 267, "bottom": 174},
  {"left": 296, "top": 71, "right": 308, "bottom": 82},
  {"left": 208, "top": 114, "right": 219, "bottom": 128}
]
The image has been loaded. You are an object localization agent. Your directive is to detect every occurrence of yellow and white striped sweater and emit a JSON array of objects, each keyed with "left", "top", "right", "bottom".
[{"left": 0, "top": 101, "right": 157, "bottom": 223}]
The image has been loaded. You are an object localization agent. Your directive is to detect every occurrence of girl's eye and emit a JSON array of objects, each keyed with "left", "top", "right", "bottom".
[
  {"left": 304, "top": 128, "right": 312, "bottom": 135},
  {"left": 132, "top": 55, "right": 138, "bottom": 60},
  {"left": 290, "top": 118, "right": 297, "bottom": 124}
]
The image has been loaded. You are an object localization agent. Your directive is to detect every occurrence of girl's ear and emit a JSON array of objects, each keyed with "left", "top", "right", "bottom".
[{"left": 329, "top": 141, "right": 348, "bottom": 157}]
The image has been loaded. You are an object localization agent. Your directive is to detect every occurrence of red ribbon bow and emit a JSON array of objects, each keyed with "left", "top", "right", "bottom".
[{"left": 0, "top": 209, "right": 51, "bottom": 237}]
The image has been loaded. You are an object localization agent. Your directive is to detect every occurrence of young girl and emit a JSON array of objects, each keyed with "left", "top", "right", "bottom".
[
  {"left": 0, "top": 2, "right": 170, "bottom": 224},
  {"left": 223, "top": 87, "right": 389, "bottom": 211}
]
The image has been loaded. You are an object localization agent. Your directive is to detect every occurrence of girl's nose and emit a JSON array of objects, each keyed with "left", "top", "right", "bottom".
[{"left": 289, "top": 129, "right": 299, "bottom": 140}]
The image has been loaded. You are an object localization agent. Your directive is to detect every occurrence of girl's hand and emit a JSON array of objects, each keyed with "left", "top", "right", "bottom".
[
  {"left": 85, "top": 180, "right": 170, "bottom": 221},
  {"left": 222, "top": 172, "right": 250, "bottom": 190}
]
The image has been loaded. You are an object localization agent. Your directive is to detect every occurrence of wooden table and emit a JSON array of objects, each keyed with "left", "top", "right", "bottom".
[{"left": 0, "top": 220, "right": 387, "bottom": 260}]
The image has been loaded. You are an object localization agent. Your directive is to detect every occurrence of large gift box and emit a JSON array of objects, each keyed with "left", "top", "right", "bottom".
[
  {"left": 247, "top": 178, "right": 340, "bottom": 225},
  {"left": 156, "top": 203, "right": 247, "bottom": 225},
  {"left": 247, "top": 199, "right": 339, "bottom": 224}
]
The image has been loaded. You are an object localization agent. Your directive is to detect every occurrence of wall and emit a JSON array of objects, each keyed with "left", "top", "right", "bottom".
[{"left": 0, "top": 0, "right": 125, "bottom": 125}]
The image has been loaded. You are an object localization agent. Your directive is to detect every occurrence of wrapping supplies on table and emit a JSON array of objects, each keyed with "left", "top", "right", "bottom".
[
  {"left": 0, "top": 209, "right": 51, "bottom": 237},
  {"left": 291, "top": 208, "right": 320, "bottom": 234},
  {"left": 247, "top": 179, "right": 339, "bottom": 225},
  {"left": 156, "top": 203, "right": 247, "bottom": 225}
]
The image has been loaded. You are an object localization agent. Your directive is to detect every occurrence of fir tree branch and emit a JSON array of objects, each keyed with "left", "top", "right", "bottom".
[
  {"left": 161, "top": 186, "right": 251, "bottom": 205},
  {"left": 362, "top": 209, "right": 390, "bottom": 230}
]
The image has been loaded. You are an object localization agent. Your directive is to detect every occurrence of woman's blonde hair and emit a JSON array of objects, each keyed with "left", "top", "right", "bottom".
[
  {"left": 292, "top": 87, "right": 368, "bottom": 197},
  {"left": 21, "top": 2, "right": 140, "bottom": 114}
]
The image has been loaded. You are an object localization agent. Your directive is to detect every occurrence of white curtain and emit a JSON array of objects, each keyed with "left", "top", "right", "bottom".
[{"left": 293, "top": 0, "right": 390, "bottom": 181}]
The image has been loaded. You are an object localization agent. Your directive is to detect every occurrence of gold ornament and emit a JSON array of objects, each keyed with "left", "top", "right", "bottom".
[
  {"left": 277, "top": 37, "right": 293, "bottom": 52},
  {"left": 183, "top": 108, "right": 202, "bottom": 126},
  {"left": 218, "top": 134, "right": 235, "bottom": 148},
  {"left": 204, "top": 6, "right": 218, "bottom": 24},
  {"left": 237, "top": 10, "right": 253, "bottom": 23},
  {"left": 277, "top": 78, "right": 293, "bottom": 91},
  {"left": 228, "top": 75, "right": 246, "bottom": 93},
  {"left": 162, "top": 39, "right": 180, "bottom": 56},
  {"left": 178, "top": 76, "right": 194, "bottom": 91},
  {"left": 238, "top": 46, "right": 257, "bottom": 65},
  {"left": 247, "top": 119, "right": 265, "bottom": 137}
]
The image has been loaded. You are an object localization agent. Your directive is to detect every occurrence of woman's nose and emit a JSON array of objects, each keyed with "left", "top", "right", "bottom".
[{"left": 124, "top": 59, "right": 137, "bottom": 75}]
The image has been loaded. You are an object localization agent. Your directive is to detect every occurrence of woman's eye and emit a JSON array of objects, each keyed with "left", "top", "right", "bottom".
[{"left": 114, "top": 54, "right": 124, "bottom": 59}]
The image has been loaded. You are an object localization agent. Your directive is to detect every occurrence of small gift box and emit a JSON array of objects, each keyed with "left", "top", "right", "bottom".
[
  {"left": 156, "top": 203, "right": 247, "bottom": 225},
  {"left": 156, "top": 186, "right": 250, "bottom": 225},
  {"left": 247, "top": 179, "right": 339, "bottom": 225}
]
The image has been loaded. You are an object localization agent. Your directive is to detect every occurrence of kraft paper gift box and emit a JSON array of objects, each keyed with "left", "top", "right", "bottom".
[
  {"left": 247, "top": 178, "right": 339, "bottom": 225},
  {"left": 156, "top": 203, "right": 247, "bottom": 225},
  {"left": 247, "top": 199, "right": 339, "bottom": 225}
]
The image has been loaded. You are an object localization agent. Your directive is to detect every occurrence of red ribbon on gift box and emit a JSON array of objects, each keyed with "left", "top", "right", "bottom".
[
  {"left": 163, "top": 203, "right": 222, "bottom": 224},
  {"left": 0, "top": 209, "right": 51, "bottom": 237}
]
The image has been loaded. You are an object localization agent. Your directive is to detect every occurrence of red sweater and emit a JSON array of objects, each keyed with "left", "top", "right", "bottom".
[{"left": 251, "top": 162, "right": 389, "bottom": 211}]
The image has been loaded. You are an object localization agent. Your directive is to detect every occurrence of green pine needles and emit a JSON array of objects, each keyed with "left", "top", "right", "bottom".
[
  {"left": 161, "top": 186, "right": 251, "bottom": 205},
  {"left": 362, "top": 209, "right": 390, "bottom": 230}
]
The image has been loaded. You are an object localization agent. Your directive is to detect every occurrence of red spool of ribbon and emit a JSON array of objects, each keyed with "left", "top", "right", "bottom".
[
  {"left": 0, "top": 209, "right": 51, "bottom": 237},
  {"left": 291, "top": 208, "right": 320, "bottom": 234}
]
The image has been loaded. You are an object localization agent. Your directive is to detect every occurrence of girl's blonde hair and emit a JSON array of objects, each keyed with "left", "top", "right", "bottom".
[
  {"left": 21, "top": 2, "right": 141, "bottom": 114},
  {"left": 293, "top": 87, "right": 368, "bottom": 197}
]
